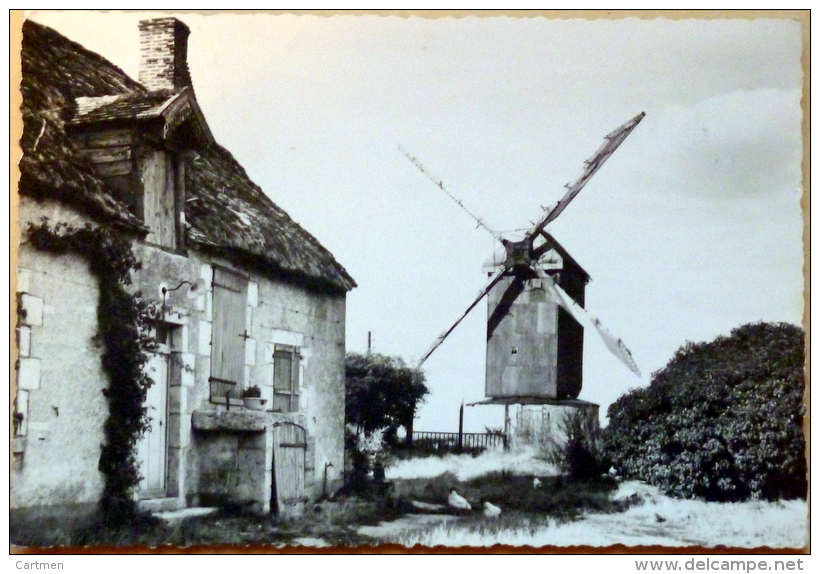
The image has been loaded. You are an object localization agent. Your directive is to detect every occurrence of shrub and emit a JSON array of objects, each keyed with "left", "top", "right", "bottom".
[
  {"left": 545, "top": 410, "right": 606, "bottom": 481},
  {"left": 345, "top": 352, "right": 429, "bottom": 435},
  {"left": 344, "top": 429, "right": 372, "bottom": 495},
  {"left": 344, "top": 426, "right": 395, "bottom": 495},
  {"left": 604, "top": 322, "right": 806, "bottom": 501}
]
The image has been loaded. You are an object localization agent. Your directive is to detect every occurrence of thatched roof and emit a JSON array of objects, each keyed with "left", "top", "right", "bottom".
[
  {"left": 19, "top": 20, "right": 356, "bottom": 293},
  {"left": 19, "top": 20, "right": 146, "bottom": 229}
]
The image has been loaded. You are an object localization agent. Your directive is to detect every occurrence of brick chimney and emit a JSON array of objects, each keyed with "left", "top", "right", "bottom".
[{"left": 138, "top": 18, "right": 191, "bottom": 91}]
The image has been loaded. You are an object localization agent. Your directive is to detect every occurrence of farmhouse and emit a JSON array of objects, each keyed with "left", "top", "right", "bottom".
[{"left": 13, "top": 18, "right": 355, "bottom": 518}]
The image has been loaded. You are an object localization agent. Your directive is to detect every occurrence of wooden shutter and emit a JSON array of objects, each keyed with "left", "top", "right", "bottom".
[
  {"left": 142, "top": 149, "right": 177, "bottom": 248},
  {"left": 289, "top": 349, "right": 300, "bottom": 411},
  {"left": 273, "top": 345, "right": 300, "bottom": 412},
  {"left": 211, "top": 268, "right": 247, "bottom": 400},
  {"left": 273, "top": 349, "right": 293, "bottom": 392}
]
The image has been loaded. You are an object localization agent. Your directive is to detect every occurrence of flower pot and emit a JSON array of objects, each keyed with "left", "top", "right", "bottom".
[{"left": 242, "top": 397, "right": 267, "bottom": 411}]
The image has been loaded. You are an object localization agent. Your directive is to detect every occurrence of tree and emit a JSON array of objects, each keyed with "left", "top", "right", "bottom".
[
  {"left": 345, "top": 352, "right": 429, "bottom": 436},
  {"left": 604, "top": 322, "right": 806, "bottom": 502}
]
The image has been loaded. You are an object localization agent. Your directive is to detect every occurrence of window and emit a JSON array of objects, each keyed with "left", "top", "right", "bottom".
[
  {"left": 210, "top": 267, "right": 248, "bottom": 402},
  {"left": 273, "top": 344, "right": 300, "bottom": 412}
]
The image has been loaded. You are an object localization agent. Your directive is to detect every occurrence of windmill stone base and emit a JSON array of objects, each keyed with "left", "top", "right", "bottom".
[
  {"left": 508, "top": 400, "right": 599, "bottom": 450},
  {"left": 469, "top": 397, "right": 599, "bottom": 450}
]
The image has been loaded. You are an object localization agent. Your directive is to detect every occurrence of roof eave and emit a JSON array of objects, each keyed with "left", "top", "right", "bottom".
[
  {"left": 541, "top": 232, "right": 591, "bottom": 282},
  {"left": 69, "top": 87, "right": 215, "bottom": 148},
  {"left": 188, "top": 237, "right": 356, "bottom": 294},
  {"left": 158, "top": 87, "right": 215, "bottom": 146}
]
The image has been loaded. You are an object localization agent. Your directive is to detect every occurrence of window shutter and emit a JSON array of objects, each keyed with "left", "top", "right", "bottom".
[
  {"left": 291, "top": 350, "right": 300, "bottom": 412},
  {"left": 273, "top": 349, "right": 293, "bottom": 392},
  {"left": 142, "top": 149, "right": 178, "bottom": 248},
  {"left": 273, "top": 344, "right": 300, "bottom": 412},
  {"left": 291, "top": 350, "right": 300, "bottom": 394},
  {"left": 210, "top": 267, "right": 247, "bottom": 399}
]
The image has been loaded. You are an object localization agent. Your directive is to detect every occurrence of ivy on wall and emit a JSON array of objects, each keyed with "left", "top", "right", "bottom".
[{"left": 26, "top": 218, "right": 158, "bottom": 523}]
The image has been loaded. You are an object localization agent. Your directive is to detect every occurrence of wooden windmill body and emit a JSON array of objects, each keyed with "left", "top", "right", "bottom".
[
  {"left": 401, "top": 113, "right": 645, "bottom": 410},
  {"left": 485, "top": 234, "right": 589, "bottom": 400}
]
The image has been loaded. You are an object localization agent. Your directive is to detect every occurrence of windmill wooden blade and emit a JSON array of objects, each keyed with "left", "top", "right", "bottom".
[
  {"left": 398, "top": 144, "right": 502, "bottom": 241},
  {"left": 525, "top": 112, "right": 645, "bottom": 243},
  {"left": 487, "top": 275, "right": 527, "bottom": 341},
  {"left": 534, "top": 267, "right": 641, "bottom": 377},
  {"left": 417, "top": 267, "right": 507, "bottom": 368}
]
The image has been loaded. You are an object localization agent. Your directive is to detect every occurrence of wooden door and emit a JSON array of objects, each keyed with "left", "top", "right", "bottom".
[
  {"left": 137, "top": 346, "right": 169, "bottom": 498},
  {"left": 272, "top": 422, "right": 308, "bottom": 517}
]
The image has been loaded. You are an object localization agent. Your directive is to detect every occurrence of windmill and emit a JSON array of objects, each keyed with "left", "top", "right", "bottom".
[{"left": 400, "top": 113, "right": 645, "bottom": 412}]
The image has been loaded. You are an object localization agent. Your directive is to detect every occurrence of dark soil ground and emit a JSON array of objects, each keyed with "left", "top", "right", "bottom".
[{"left": 10, "top": 498, "right": 394, "bottom": 551}]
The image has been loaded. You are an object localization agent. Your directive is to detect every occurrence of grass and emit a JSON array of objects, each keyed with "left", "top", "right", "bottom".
[
  {"left": 159, "top": 503, "right": 381, "bottom": 548},
  {"left": 393, "top": 513, "right": 562, "bottom": 548},
  {"left": 385, "top": 444, "right": 557, "bottom": 481},
  {"left": 10, "top": 447, "right": 622, "bottom": 549},
  {"left": 362, "top": 470, "right": 638, "bottom": 547},
  {"left": 392, "top": 471, "right": 623, "bottom": 518},
  {"left": 11, "top": 511, "right": 170, "bottom": 549},
  {"left": 11, "top": 476, "right": 621, "bottom": 549},
  {"left": 391, "top": 481, "right": 809, "bottom": 549}
]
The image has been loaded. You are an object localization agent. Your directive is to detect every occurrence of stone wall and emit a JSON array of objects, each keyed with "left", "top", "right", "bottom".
[
  {"left": 128, "top": 249, "right": 347, "bottom": 510},
  {"left": 247, "top": 265, "right": 347, "bottom": 498},
  {"left": 13, "top": 199, "right": 106, "bottom": 508},
  {"left": 13, "top": 197, "right": 348, "bottom": 514},
  {"left": 193, "top": 428, "right": 268, "bottom": 511}
]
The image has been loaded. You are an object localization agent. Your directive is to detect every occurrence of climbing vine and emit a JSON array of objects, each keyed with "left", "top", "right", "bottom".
[{"left": 26, "top": 218, "right": 158, "bottom": 524}]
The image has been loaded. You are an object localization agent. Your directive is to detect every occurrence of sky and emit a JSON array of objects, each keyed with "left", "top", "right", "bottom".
[{"left": 23, "top": 11, "right": 805, "bottom": 433}]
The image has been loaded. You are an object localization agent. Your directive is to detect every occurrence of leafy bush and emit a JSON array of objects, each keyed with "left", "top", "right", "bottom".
[
  {"left": 604, "top": 322, "right": 806, "bottom": 501},
  {"left": 344, "top": 353, "right": 429, "bottom": 493},
  {"left": 345, "top": 353, "right": 429, "bottom": 435}
]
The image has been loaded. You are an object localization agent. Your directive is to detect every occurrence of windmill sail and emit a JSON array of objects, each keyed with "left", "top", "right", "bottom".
[
  {"left": 398, "top": 144, "right": 502, "bottom": 241},
  {"left": 404, "top": 113, "right": 646, "bottom": 374},
  {"left": 535, "top": 267, "right": 641, "bottom": 377},
  {"left": 416, "top": 266, "right": 507, "bottom": 368},
  {"left": 526, "top": 112, "right": 645, "bottom": 242}
]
